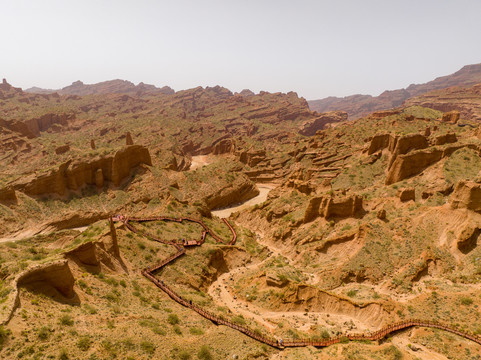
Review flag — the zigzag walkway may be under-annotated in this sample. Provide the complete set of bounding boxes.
[112,215,481,349]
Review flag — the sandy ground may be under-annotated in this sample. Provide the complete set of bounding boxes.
[391,334,449,360]
[212,183,276,218]
[0,225,88,243]
[189,155,212,171]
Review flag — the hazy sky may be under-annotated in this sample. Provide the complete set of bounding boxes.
[1,0,480,99]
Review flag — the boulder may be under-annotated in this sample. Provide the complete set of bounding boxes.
[377,209,386,220]
[442,110,460,124]
[55,144,70,155]
[298,111,348,136]
[456,225,480,254]
[398,188,415,202]
[266,271,289,287]
[450,181,481,212]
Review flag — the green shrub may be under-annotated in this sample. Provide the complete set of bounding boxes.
[141,341,156,355]
[77,336,91,351]
[461,297,473,306]
[168,313,180,325]
[189,327,204,335]
[59,315,74,326]
[347,289,357,298]
[37,326,50,340]
[197,345,213,360]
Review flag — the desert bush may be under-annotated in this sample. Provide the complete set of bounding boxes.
[197,345,213,360]
[141,341,156,355]
[59,314,74,326]
[77,336,91,351]
[168,313,180,325]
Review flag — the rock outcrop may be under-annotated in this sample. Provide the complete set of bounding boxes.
[386,144,478,185]
[304,194,363,221]
[386,148,443,185]
[0,186,16,203]
[298,111,348,136]
[367,133,391,155]
[239,149,266,167]
[204,178,259,210]
[398,188,415,202]
[12,145,152,196]
[55,144,70,155]
[0,113,75,139]
[441,110,460,124]
[387,134,429,168]
[450,181,481,212]
[434,132,457,145]
[17,260,75,298]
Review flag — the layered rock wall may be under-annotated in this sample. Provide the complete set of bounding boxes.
[12,145,152,196]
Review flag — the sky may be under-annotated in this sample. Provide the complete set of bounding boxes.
[1,0,481,100]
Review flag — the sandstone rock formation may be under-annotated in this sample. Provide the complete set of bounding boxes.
[450,181,481,212]
[367,133,391,155]
[442,110,460,124]
[55,144,70,155]
[433,132,457,146]
[12,145,152,196]
[304,194,363,221]
[0,113,75,139]
[204,178,259,210]
[398,188,415,202]
[377,209,386,220]
[239,149,266,167]
[0,186,16,203]
[387,134,428,168]
[17,260,75,298]
[386,144,478,185]
[266,271,289,287]
[298,111,348,136]
[456,225,480,254]
[126,132,133,145]
[212,137,235,155]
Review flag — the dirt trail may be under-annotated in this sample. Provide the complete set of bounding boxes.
[212,183,276,218]
[208,224,378,334]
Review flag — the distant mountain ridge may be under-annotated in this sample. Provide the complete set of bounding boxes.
[308,63,481,119]
[25,79,174,96]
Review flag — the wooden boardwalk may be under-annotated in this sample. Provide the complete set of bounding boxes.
[113,215,481,349]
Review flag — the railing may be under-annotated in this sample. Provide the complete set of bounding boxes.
[114,215,481,349]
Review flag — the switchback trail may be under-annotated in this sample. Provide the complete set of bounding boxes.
[112,215,481,349]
